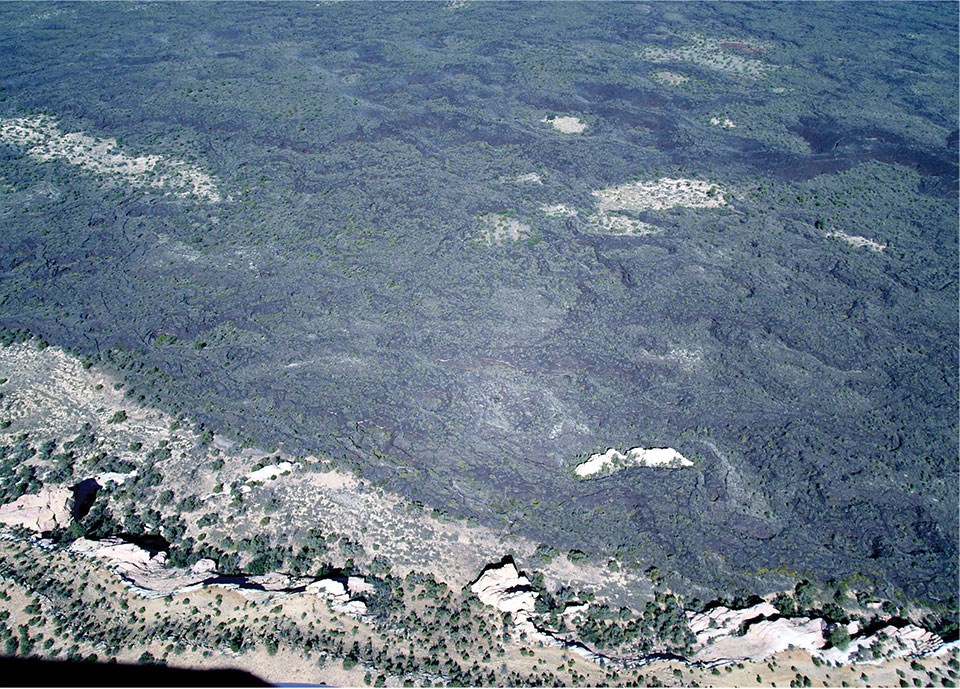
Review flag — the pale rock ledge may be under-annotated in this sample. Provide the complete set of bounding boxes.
[687,602,779,645]
[470,559,538,615]
[0,486,74,532]
[694,616,827,665]
[470,559,556,646]
[306,576,371,616]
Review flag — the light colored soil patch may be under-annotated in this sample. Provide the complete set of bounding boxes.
[593,177,727,212]
[542,115,588,134]
[514,172,543,185]
[0,115,221,202]
[650,70,690,86]
[549,177,727,237]
[584,212,659,236]
[710,116,737,128]
[540,203,578,217]
[637,33,775,80]
[0,342,197,475]
[827,230,887,252]
[245,461,296,484]
[477,212,531,244]
[574,447,693,478]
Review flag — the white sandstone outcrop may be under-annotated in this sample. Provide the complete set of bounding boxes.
[710,116,737,128]
[561,602,590,619]
[69,537,211,599]
[308,578,348,598]
[695,616,827,664]
[470,560,538,615]
[0,486,73,532]
[684,602,945,668]
[575,447,693,478]
[95,470,137,486]
[70,537,167,574]
[347,576,376,595]
[307,577,370,616]
[687,602,779,645]
[540,203,578,217]
[190,558,217,575]
[470,559,558,645]
[514,172,543,185]
[818,624,944,665]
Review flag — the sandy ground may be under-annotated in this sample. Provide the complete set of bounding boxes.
[542,115,588,134]
[711,116,737,128]
[584,211,660,236]
[476,212,532,244]
[540,203,578,217]
[0,115,221,202]
[827,230,887,252]
[650,70,690,86]
[593,178,727,212]
[637,33,775,80]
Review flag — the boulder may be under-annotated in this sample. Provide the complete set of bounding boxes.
[307,578,368,617]
[190,558,217,575]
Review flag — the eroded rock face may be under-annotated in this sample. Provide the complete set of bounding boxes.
[818,624,944,665]
[694,617,827,664]
[470,559,537,615]
[687,600,948,668]
[687,602,779,645]
[347,576,375,596]
[306,577,369,616]
[0,486,73,532]
[190,558,217,575]
[70,537,167,574]
[307,578,347,598]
